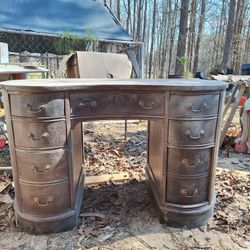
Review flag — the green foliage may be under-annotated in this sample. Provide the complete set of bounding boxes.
[176,56,189,66]
[53,29,98,55]
[176,56,193,79]
[183,70,193,79]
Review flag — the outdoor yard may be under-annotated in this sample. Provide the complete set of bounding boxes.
[0,0,250,249]
[0,118,249,250]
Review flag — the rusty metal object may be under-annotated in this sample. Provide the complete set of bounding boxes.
[0,79,227,234]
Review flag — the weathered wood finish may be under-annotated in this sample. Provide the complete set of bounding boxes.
[0,79,227,234]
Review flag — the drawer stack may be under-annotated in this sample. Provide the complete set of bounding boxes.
[9,94,72,224]
[165,93,220,225]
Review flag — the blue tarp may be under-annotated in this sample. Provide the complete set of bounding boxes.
[0,0,132,41]
[242,64,250,70]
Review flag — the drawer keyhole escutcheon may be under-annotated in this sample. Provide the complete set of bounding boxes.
[187,102,207,113]
[139,100,156,110]
[33,164,51,173]
[180,188,198,198]
[181,159,201,168]
[185,129,204,140]
[27,104,46,113]
[34,196,54,207]
[28,132,49,141]
[78,99,97,108]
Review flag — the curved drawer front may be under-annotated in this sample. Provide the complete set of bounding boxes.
[10,94,65,118]
[13,120,66,148]
[20,181,70,215]
[168,119,217,146]
[166,175,208,205]
[168,148,211,175]
[170,94,219,117]
[70,93,165,117]
[16,149,68,183]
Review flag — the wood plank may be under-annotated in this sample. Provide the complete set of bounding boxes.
[223,84,239,117]
[85,172,132,185]
[220,83,246,147]
[212,74,250,82]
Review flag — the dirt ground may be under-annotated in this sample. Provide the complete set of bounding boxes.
[0,120,249,250]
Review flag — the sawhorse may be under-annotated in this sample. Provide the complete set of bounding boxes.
[220,81,249,147]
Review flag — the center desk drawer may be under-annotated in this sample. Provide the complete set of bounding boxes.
[168,119,217,146]
[10,94,65,118]
[20,181,70,216]
[13,119,67,148]
[16,149,68,183]
[70,93,165,117]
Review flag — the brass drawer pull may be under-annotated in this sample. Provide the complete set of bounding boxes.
[185,129,204,140]
[181,159,201,168]
[33,164,51,173]
[28,132,49,141]
[187,103,207,113]
[78,99,97,108]
[34,196,54,207]
[181,188,198,198]
[27,104,46,113]
[139,100,156,110]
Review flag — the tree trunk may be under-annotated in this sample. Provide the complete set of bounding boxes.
[126,0,131,32]
[187,0,197,72]
[221,0,237,73]
[232,0,245,74]
[116,0,121,20]
[175,0,190,75]
[148,0,157,78]
[142,0,148,43]
[136,0,143,41]
[193,0,206,74]
[243,21,250,63]
[168,0,179,76]
[132,0,137,38]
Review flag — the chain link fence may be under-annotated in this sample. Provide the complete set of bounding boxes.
[0,31,91,78]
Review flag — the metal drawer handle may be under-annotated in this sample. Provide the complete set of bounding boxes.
[185,129,204,140]
[28,132,49,141]
[78,99,97,108]
[33,164,51,173]
[27,104,46,113]
[139,100,156,110]
[180,188,198,198]
[187,102,207,113]
[181,159,201,168]
[34,196,54,207]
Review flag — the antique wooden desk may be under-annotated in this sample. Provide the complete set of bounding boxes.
[0,79,227,234]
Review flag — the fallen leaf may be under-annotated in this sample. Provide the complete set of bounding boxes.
[0,193,12,204]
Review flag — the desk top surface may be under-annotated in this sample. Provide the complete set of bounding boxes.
[0,78,227,92]
[0,65,48,74]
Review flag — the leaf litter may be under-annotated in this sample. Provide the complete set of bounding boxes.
[0,120,249,249]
